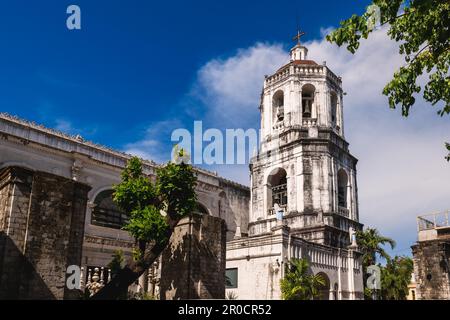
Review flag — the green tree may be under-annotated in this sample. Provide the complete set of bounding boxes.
[327,0,450,156]
[91,151,197,300]
[356,228,396,267]
[380,256,414,300]
[356,228,396,299]
[280,258,326,300]
[107,250,124,278]
[446,143,450,161]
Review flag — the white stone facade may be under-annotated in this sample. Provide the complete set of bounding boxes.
[225,40,364,300]
[0,37,364,299]
[0,113,249,296]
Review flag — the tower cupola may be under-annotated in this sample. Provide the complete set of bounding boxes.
[290,30,308,61]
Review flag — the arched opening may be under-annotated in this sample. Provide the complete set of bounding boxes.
[333,283,339,300]
[272,90,285,122]
[316,272,330,300]
[302,84,315,118]
[330,92,338,124]
[91,190,128,229]
[193,202,209,215]
[337,169,348,208]
[267,168,288,214]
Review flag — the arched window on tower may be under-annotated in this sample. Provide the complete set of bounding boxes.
[330,92,338,125]
[91,190,128,229]
[302,84,315,118]
[337,169,348,208]
[272,90,285,122]
[316,272,331,300]
[267,168,288,214]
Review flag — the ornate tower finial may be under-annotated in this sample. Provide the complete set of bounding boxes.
[290,29,308,61]
[292,29,306,45]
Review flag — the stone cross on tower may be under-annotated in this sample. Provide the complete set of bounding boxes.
[292,30,305,45]
[290,30,308,61]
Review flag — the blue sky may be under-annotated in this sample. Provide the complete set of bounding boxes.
[1,1,449,258]
[0,0,369,147]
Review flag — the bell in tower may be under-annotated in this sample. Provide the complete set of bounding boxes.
[250,29,361,243]
[227,30,365,300]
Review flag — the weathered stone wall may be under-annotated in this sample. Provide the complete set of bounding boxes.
[0,166,90,299]
[160,214,226,299]
[412,240,450,300]
[219,180,250,239]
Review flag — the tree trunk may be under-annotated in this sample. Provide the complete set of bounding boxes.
[90,218,179,300]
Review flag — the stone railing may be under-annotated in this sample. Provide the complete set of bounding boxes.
[272,121,285,131]
[337,206,350,218]
[265,65,326,86]
[265,68,291,85]
[248,217,278,235]
[302,118,317,127]
[293,65,326,76]
[264,64,341,87]
[290,241,340,269]
[290,237,362,274]
[80,266,112,297]
[267,204,287,216]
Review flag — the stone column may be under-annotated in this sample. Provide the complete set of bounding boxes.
[0,166,91,300]
[296,157,304,213]
[160,214,227,300]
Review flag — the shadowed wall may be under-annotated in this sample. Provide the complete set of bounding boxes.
[160,214,226,299]
[0,166,90,299]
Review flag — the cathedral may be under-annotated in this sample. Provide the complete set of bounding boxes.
[0,33,364,300]
[225,35,364,300]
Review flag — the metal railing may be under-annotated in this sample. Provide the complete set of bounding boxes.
[417,210,450,231]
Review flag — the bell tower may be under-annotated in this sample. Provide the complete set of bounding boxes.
[250,31,361,247]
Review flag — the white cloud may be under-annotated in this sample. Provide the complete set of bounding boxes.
[194,43,288,127]
[123,28,449,252]
[192,27,450,252]
[304,28,450,241]
[124,119,182,164]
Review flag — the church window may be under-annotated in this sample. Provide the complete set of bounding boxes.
[331,92,338,124]
[272,177,287,207]
[302,84,315,118]
[268,168,288,213]
[91,190,128,229]
[226,268,238,288]
[333,283,339,300]
[272,90,284,122]
[337,169,348,208]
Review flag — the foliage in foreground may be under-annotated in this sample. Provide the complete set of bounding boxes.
[91,151,197,299]
[327,0,450,157]
[356,228,413,300]
[380,256,414,300]
[280,258,326,300]
[356,228,396,267]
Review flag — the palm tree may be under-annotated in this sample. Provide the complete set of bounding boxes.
[280,258,326,300]
[356,228,396,267]
[356,228,396,300]
[380,256,414,300]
